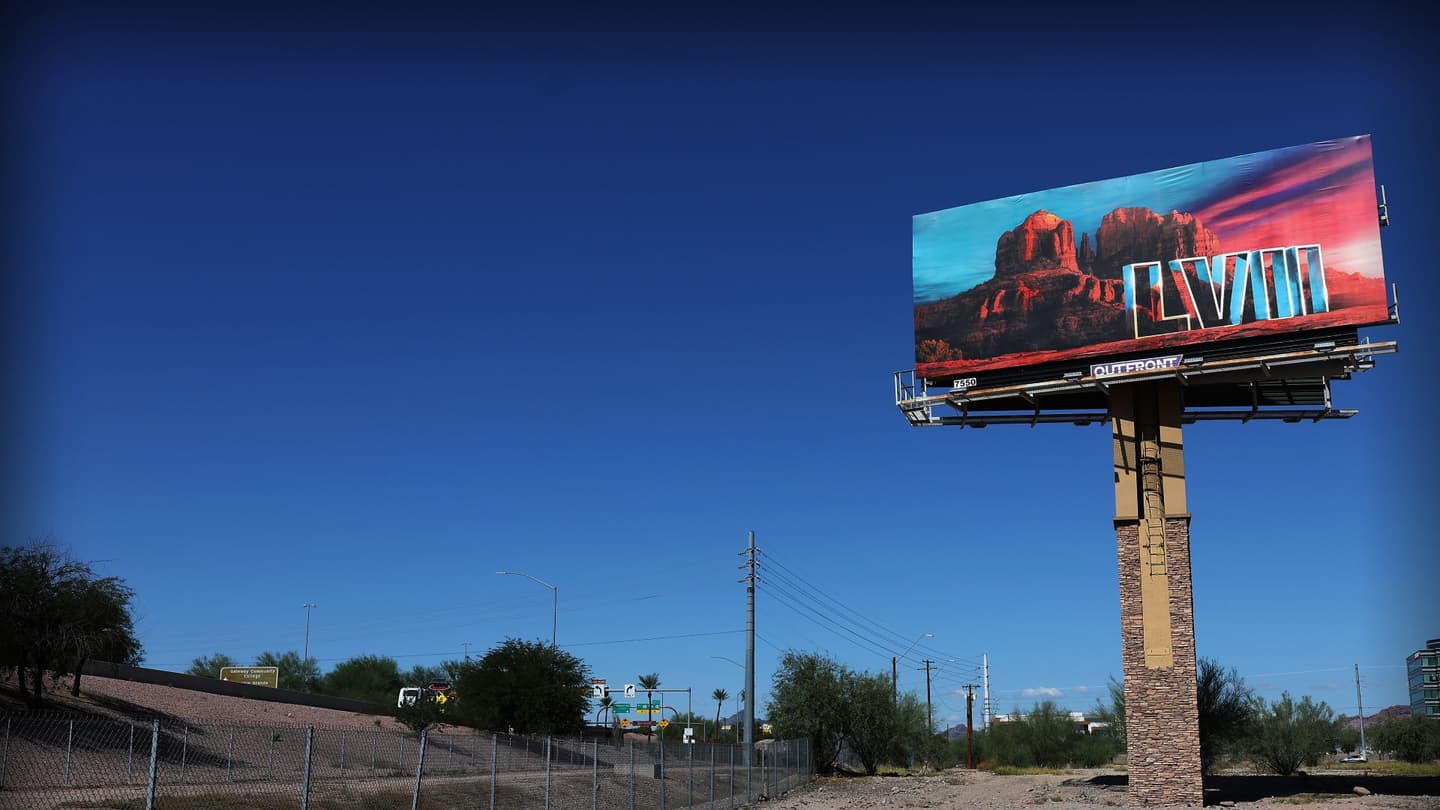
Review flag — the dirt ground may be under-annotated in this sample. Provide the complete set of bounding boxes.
[765,768,1440,810]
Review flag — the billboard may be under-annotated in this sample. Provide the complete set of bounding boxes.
[913,136,1388,381]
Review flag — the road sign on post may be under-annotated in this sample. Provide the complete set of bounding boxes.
[219,667,279,688]
[623,683,636,698]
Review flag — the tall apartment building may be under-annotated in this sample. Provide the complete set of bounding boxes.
[1408,638,1440,718]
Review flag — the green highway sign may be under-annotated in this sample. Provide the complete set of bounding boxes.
[612,704,632,713]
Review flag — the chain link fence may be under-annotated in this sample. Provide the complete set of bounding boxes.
[0,714,813,809]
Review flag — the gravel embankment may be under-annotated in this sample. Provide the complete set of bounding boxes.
[766,769,1440,810]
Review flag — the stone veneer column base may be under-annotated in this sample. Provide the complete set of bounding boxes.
[1116,516,1203,807]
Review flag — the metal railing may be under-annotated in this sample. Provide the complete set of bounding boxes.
[0,713,813,809]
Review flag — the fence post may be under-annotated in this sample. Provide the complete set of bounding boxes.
[339,729,346,778]
[544,736,552,810]
[489,734,497,810]
[145,719,160,810]
[268,730,276,779]
[629,741,636,810]
[64,718,74,786]
[301,726,314,810]
[729,744,735,809]
[179,723,188,783]
[448,735,454,773]
[410,729,428,810]
[126,721,135,784]
[767,747,772,796]
[371,730,377,775]
[687,739,694,806]
[592,737,599,810]
[709,743,715,804]
[659,736,666,810]
[1,716,11,789]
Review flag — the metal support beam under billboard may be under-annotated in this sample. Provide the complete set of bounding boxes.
[894,338,1396,428]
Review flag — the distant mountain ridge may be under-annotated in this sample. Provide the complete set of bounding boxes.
[1341,704,1410,731]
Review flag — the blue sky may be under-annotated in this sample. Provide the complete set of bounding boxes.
[9,2,1438,730]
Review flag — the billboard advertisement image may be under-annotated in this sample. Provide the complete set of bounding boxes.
[912,136,1388,380]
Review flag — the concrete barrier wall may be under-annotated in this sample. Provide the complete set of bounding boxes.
[81,660,390,715]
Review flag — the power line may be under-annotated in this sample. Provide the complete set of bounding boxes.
[562,629,745,648]
[759,549,982,668]
[762,578,905,661]
[760,553,932,655]
[762,571,936,662]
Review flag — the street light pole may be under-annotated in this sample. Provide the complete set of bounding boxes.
[496,571,558,646]
[893,632,933,704]
[301,603,317,662]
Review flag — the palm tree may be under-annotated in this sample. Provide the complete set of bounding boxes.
[638,673,661,740]
[595,695,613,727]
[712,688,729,740]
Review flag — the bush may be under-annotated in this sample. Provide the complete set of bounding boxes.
[1367,716,1440,763]
[1249,693,1338,775]
[982,702,1121,769]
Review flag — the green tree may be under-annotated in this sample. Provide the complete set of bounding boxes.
[1367,715,1440,763]
[1249,692,1338,775]
[255,650,321,692]
[843,671,915,774]
[1090,676,1125,744]
[404,664,448,687]
[64,572,143,696]
[767,651,847,772]
[323,655,404,706]
[712,688,729,739]
[0,543,143,708]
[1333,720,1361,755]
[1196,658,1253,773]
[454,638,590,735]
[638,673,661,740]
[186,653,239,679]
[1014,701,1079,767]
[888,692,934,769]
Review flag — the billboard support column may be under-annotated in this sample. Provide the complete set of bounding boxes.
[1111,382,1202,807]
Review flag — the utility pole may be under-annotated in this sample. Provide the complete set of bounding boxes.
[893,632,932,706]
[462,641,472,661]
[963,684,977,768]
[740,531,758,765]
[1355,664,1367,756]
[982,653,991,731]
[302,603,317,662]
[921,660,935,734]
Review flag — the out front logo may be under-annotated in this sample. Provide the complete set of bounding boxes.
[1122,245,1328,339]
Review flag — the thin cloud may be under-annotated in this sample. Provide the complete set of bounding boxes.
[1022,687,1063,698]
